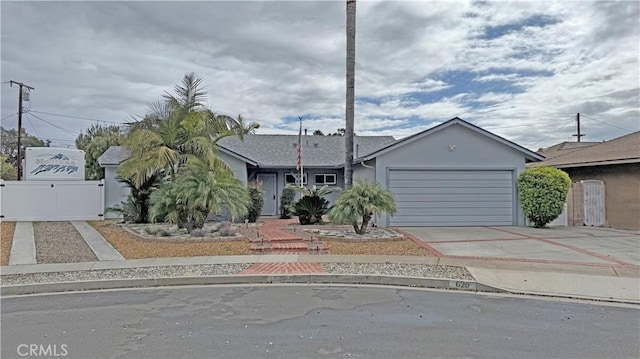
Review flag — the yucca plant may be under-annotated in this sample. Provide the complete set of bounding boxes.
[329,179,396,234]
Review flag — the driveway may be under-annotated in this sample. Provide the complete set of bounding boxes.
[400,226,640,268]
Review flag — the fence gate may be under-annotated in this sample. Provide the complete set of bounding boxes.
[582,180,605,226]
[0,180,105,221]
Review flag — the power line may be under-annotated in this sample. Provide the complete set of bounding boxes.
[27,112,80,136]
[2,117,18,129]
[1,113,17,122]
[29,110,122,125]
[527,117,576,148]
[578,113,636,133]
[484,118,566,131]
[24,115,42,140]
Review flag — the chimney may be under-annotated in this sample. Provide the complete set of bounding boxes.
[304,129,307,136]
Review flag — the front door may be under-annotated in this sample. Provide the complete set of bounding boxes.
[257,173,277,216]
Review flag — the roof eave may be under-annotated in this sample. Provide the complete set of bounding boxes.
[218,146,258,166]
[356,117,545,162]
[547,158,640,168]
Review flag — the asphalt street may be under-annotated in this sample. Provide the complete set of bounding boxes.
[2,285,639,359]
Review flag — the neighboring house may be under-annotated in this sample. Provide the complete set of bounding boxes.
[536,132,640,230]
[99,117,544,226]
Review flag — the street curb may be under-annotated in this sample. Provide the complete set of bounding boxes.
[0,274,502,296]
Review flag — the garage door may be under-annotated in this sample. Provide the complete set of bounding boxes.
[388,170,514,226]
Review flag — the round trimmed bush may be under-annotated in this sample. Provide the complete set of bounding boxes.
[517,166,571,228]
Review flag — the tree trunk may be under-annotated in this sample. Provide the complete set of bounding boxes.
[357,213,371,235]
[344,0,356,189]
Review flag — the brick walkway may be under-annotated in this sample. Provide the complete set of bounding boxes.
[256,219,302,241]
[250,219,328,254]
[239,262,326,274]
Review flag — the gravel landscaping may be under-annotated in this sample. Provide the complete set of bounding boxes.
[286,224,433,256]
[90,221,250,259]
[1,222,16,266]
[33,222,98,264]
[322,263,474,280]
[0,264,251,285]
[325,239,433,256]
[0,262,474,286]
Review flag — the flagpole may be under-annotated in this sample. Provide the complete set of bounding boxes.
[298,116,304,188]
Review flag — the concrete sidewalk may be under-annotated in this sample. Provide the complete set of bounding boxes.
[8,222,36,265]
[2,254,638,304]
[2,220,638,303]
[468,267,640,303]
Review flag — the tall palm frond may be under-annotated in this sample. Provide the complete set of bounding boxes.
[162,72,207,112]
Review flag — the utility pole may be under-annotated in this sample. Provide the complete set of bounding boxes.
[572,112,585,142]
[9,80,35,180]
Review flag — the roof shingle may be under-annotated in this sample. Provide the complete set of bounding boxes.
[217,135,396,167]
[541,131,640,167]
[97,135,396,167]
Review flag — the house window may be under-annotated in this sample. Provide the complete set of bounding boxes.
[285,173,307,185]
[315,174,337,185]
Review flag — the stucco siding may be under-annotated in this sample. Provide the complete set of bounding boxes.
[374,124,528,227]
[353,159,376,183]
[218,151,248,185]
[104,165,130,218]
[563,163,640,230]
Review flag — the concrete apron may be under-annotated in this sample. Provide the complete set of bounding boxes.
[400,226,640,268]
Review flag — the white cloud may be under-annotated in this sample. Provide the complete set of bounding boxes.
[1,1,637,151]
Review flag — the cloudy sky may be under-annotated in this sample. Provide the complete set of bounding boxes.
[1,1,638,150]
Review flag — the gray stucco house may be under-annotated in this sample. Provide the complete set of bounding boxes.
[99,117,544,226]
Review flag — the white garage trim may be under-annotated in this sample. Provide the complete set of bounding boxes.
[387,168,516,226]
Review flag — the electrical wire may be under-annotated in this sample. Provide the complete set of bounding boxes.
[526,117,576,148]
[27,112,80,136]
[578,113,637,133]
[29,110,122,125]
[482,118,566,131]
[24,115,42,140]
[1,116,17,129]
[1,113,17,122]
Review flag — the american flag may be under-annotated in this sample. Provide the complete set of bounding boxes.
[296,118,302,171]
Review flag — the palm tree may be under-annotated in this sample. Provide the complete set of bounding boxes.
[345,0,356,189]
[329,179,396,235]
[149,160,249,230]
[119,73,247,188]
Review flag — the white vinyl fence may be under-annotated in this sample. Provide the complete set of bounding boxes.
[0,180,105,221]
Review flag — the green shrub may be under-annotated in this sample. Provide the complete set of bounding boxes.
[157,229,171,237]
[247,182,264,223]
[287,184,341,225]
[108,174,163,223]
[149,161,249,231]
[329,179,396,234]
[144,226,158,235]
[279,187,296,219]
[517,166,571,228]
[291,195,330,225]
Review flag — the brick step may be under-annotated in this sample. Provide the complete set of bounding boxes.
[249,237,303,243]
[272,242,309,250]
[250,241,329,253]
